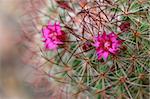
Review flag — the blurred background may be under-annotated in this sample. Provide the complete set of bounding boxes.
[0,0,51,99]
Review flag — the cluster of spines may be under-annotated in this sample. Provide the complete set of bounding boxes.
[27,0,150,98]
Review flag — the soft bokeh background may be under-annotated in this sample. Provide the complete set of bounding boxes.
[0,0,51,99]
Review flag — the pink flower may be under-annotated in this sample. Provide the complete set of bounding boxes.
[42,22,65,50]
[94,32,122,60]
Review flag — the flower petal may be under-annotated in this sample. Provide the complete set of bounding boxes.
[102,51,109,60]
[42,26,50,38]
[47,42,57,50]
[93,42,100,47]
[108,48,116,54]
[101,32,107,39]
[55,22,62,34]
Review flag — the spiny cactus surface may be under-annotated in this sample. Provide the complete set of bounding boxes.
[27,0,150,98]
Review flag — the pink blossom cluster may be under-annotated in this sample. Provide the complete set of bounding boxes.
[41,21,123,60]
[94,32,122,60]
[42,22,65,50]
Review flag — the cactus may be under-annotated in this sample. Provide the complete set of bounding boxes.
[27,0,150,98]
